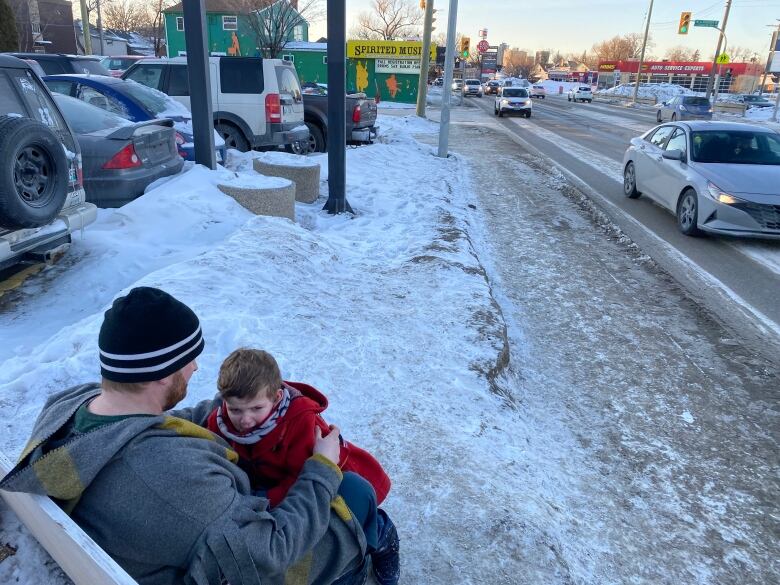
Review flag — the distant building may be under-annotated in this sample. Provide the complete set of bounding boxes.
[163,0,309,57]
[74,20,128,56]
[529,63,547,82]
[535,50,550,66]
[9,0,77,53]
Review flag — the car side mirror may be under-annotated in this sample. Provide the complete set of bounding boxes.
[662,149,684,161]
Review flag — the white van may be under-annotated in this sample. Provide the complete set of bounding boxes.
[123,56,307,151]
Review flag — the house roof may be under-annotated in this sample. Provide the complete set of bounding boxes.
[164,0,271,13]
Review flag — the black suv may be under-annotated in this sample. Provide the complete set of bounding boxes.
[0,56,96,270]
[7,53,110,76]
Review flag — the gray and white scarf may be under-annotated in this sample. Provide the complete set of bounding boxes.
[216,384,295,445]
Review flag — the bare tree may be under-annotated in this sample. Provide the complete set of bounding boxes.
[353,0,421,41]
[103,0,147,32]
[591,33,653,62]
[664,45,696,62]
[241,0,321,58]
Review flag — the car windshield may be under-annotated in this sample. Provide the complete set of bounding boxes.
[69,59,110,76]
[503,88,528,97]
[466,80,480,85]
[690,130,780,165]
[54,94,131,133]
[579,87,590,91]
[121,79,190,118]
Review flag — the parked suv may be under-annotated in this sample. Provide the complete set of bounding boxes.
[568,86,593,103]
[656,95,713,122]
[7,52,110,76]
[122,56,308,152]
[0,56,97,270]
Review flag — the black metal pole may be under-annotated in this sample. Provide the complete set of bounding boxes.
[323,0,352,214]
[182,0,216,169]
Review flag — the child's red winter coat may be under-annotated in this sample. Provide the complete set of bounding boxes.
[206,381,391,507]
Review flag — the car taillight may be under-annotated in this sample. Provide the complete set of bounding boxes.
[76,155,83,187]
[175,132,185,145]
[103,144,142,169]
[266,93,281,123]
[352,104,361,123]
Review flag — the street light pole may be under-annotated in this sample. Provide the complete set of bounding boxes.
[705,0,732,100]
[79,0,91,54]
[631,0,654,104]
[711,29,728,101]
[416,0,435,118]
[437,0,459,158]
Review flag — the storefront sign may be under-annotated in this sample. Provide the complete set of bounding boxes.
[599,60,760,76]
[347,40,436,60]
[375,58,421,74]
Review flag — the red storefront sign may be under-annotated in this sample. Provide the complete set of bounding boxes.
[598,60,762,76]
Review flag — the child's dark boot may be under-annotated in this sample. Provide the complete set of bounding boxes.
[370,508,400,585]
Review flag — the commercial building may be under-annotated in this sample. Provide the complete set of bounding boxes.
[598,60,763,94]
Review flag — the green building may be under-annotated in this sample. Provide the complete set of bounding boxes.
[163,0,309,58]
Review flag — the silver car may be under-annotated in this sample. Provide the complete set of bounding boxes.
[622,121,780,238]
[656,95,712,123]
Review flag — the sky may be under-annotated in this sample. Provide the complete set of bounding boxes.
[310,0,779,62]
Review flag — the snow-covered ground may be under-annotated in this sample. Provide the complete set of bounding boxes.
[0,114,507,584]
[597,82,693,103]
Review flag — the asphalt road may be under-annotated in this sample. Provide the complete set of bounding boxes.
[464,93,780,365]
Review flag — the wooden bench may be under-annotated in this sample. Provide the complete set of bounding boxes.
[0,451,138,585]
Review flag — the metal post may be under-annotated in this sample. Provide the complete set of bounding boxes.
[79,0,91,55]
[96,0,106,55]
[416,0,434,117]
[632,0,654,104]
[323,0,351,214]
[182,0,216,169]
[760,27,779,96]
[705,0,732,100]
[772,86,780,123]
[437,0,458,158]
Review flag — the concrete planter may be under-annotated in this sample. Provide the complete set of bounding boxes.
[217,182,296,221]
[253,158,321,204]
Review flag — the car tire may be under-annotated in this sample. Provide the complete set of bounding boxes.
[656,110,662,123]
[0,115,69,230]
[568,96,571,102]
[494,107,498,116]
[303,122,326,153]
[623,161,641,199]
[525,112,531,118]
[677,188,702,236]
[671,113,677,121]
[215,122,249,152]
[498,109,503,117]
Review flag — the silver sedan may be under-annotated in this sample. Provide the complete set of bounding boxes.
[622,121,780,238]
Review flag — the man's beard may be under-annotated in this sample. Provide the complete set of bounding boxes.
[164,371,188,410]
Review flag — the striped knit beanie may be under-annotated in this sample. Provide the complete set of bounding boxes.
[99,287,204,383]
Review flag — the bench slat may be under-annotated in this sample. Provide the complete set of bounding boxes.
[0,451,138,585]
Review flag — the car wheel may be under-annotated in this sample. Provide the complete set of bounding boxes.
[494,107,498,116]
[671,113,677,121]
[498,109,504,117]
[215,122,249,152]
[568,96,571,102]
[656,110,662,123]
[677,188,702,236]
[305,121,326,153]
[623,162,641,199]
[0,116,69,230]
[526,112,531,118]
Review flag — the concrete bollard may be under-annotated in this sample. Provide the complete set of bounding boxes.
[252,154,321,204]
[217,181,296,221]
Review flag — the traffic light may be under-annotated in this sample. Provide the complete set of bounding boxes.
[420,0,425,8]
[678,12,691,35]
[460,37,470,58]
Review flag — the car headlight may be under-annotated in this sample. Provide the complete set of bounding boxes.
[501,99,509,104]
[707,182,739,205]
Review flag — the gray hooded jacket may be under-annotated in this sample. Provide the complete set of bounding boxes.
[0,384,366,585]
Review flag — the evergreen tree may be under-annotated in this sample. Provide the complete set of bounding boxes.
[0,0,19,52]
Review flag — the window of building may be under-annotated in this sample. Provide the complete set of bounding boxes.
[322,56,328,65]
[176,17,184,31]
[293,25,304,42]
[31,23,41,34]
[282,54,294,63]
[223,16,237,30]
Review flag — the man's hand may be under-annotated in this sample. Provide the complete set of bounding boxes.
[314,425,341,465]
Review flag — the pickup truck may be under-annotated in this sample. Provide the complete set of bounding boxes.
[293,84,378,153]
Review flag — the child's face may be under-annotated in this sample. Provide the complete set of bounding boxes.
[224,389,283,433]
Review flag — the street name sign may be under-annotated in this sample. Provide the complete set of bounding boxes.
[694,20,719,28]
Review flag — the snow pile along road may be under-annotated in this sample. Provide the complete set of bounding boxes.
[597,82,693,103]
[0,114,508,584]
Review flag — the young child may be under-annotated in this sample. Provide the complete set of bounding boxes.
[206,348,399,585]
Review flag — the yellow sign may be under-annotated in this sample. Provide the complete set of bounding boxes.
[716,53,730,65]
[347,40,436,61]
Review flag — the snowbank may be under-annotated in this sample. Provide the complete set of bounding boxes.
[597,82,693,103]
[0,114,505,585]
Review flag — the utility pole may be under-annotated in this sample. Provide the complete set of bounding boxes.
[705,0,732,100]
[437,0,458,158]
[416,0,435,117]
[96,0,106,55]
[79,0,91,55]
[631,0,654,104]
[759,22,779,95]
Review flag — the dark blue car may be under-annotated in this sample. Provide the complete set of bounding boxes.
[43,74,227,163]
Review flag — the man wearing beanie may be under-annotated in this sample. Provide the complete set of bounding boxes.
[0,287,369,585]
